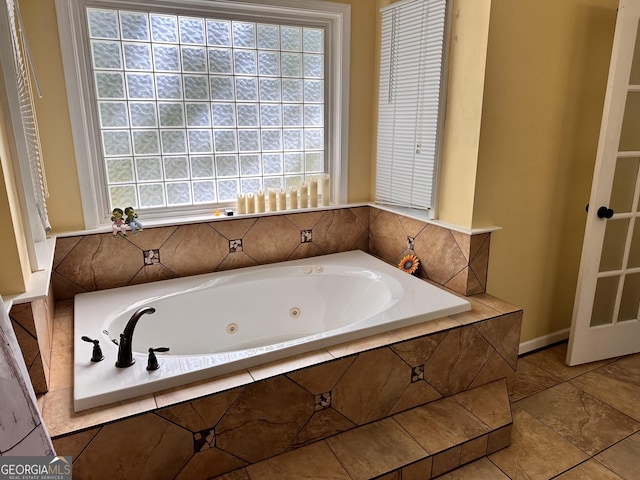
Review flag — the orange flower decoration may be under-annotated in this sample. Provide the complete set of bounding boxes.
[398,254,420,275]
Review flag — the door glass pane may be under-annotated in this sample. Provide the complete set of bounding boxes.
[619,92,640,151]
[619,273,640,321]
[629,20,640,84]
[610,157,639,213]
[599,218,630,272]
[590,275,619,326]
[628,219,640,267]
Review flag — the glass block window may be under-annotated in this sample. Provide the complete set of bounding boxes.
[87,7,326,209]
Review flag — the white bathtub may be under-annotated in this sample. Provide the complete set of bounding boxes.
[73,250,470,411]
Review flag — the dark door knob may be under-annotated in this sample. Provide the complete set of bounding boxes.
[597,206,614,219]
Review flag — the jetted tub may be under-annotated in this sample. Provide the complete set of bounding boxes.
[73,250,470,411]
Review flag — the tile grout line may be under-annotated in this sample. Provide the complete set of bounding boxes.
[508,344,640,479]
[319,438,357,480]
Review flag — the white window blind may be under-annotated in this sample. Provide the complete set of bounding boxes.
[376,0,447,215]
[5,0,50,234]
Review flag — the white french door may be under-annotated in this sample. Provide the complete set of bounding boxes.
[568,0,640,365]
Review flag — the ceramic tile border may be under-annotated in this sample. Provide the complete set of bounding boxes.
[50,205,492,299]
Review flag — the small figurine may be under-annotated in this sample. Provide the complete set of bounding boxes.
[111,208,128,237]
[124,206,144,234]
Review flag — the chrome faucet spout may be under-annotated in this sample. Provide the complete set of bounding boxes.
[115,306,156,368]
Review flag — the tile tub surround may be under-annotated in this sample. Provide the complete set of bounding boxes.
[368,207,491,296]
[232,380,512,480]
[46,295,522,480]
[9,289,56,394]
[51,205,491,300]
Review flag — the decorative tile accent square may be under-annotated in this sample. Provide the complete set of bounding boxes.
[407,236,415,250]
[143,249,160,265]
[301,230,313,243]
[193,428,216,452]
[229,239,243,253]
[411,365,425,383]
[315,392,331,411]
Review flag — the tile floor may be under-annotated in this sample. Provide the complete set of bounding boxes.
[452,341,640,480]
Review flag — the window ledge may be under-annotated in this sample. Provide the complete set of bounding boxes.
[371,203,501,235]
[5,237,56,307]
[54,203,370,238]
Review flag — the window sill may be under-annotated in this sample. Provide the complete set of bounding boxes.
[54,203,370,239]
[371,203,501,236]
[4,237,57,308]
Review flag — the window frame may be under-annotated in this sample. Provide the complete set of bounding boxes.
[56,0,350,228]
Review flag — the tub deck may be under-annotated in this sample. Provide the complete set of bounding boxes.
[43,291,520,437]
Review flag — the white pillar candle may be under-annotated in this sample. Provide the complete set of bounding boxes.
[289,186,298,209]
[268,189,277,211]
[300,182,308,208]
[321,174,330,206]
[237,193,246,214]
[246,192,255,214]
[309,178,318,207]
[278,188,287,210]
[256,190,265,212]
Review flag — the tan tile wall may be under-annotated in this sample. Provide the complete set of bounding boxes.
[52,311,522,479]
[9,287,56,394]
[51,206,489,299]
[368,207,490,296]
[232,380,512,479]
[52,207,370,300]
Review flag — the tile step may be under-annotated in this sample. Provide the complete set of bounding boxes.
[214,378,512,479]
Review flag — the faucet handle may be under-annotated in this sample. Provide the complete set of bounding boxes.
[81,336,105,362]
[146,347,170,371]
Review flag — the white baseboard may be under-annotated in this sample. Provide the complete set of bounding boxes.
[518,328,570,356]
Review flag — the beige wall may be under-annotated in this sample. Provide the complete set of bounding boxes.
[345,0,377,203]
[21,0,82,233]
[0,158,29,295]
[0,60,31,294]
[6,0,622,344]
[437,0,492,227]
[473,0,618,341]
